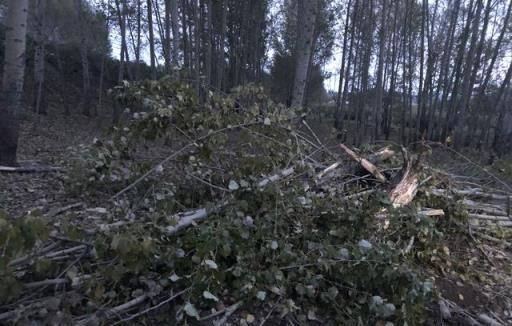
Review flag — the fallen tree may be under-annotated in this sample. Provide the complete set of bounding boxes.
[2,81,511,325]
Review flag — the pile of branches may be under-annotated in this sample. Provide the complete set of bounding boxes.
[1,80,511,325]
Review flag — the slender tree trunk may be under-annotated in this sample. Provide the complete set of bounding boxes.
[115,0,127,83]
[374,0,387,140]
[454,0,483,149]
[164,0,171,73]
[384,0,399,140]
[33,0,47,115]
[416,0,426,140]
[443,0,474,140]
[205,0,212,88]
[475,0,511,144]
[135,0,142,79]
[182,0,190,70]
[216,0,227,90]
[334,0,352,129]
[170,0,180,67]
[193,0,200,97]
[148,0,156,79]
[291,0,318,108]
[431,0,460,140]
[492,61,512,149]
[0,0,29,166]
[76,0,92,117]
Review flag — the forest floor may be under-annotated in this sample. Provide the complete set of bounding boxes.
[1,104,512,325]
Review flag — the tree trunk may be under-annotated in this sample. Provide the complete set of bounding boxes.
[170,0,180,67]
[431,0,460,140]
[205,0,212,88]
[216,0,227,90]
[334,0,352,130]
[75,0,92,117]
[373,0,387,140]
[193,0,201,97]
[33,0,47,115]
[290,0,318,108]
[454,0,484,149]
[135,0,142,79]
[0,0,29,166]
[115,0,127,83]
[443,0,474,140]
[148,0,156,79]
[492,61,512,149]
[164,0,171,73]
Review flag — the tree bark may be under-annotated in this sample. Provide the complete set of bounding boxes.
[164,0,171,73]
[374,0,387,140]
[215,0,227,90]
[75,0,92,117]
[170,0,180,67]
[0,0,29,166]
[290,0,318,108]
[334,0,352,130]
[32,0,47,115]
[147,0,157,79]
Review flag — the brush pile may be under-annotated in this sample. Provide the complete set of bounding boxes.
[1,80,511,325]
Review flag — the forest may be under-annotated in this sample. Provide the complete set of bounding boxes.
[0,0,512,324]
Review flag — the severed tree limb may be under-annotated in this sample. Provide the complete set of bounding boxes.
[257,167,295,188]
[469,214,512,221]
[166,208,209,235]
[338,144,387,183]
[0,164,64,173]
[111,288,189,325]
[213,301,243,326]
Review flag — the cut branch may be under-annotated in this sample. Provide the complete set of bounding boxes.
[338,144,387,183]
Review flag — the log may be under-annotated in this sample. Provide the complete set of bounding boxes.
[418,209,445,217]
[338,144,387,183]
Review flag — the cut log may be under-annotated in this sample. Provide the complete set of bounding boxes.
[418,209,445,217]
[338,144,387,183]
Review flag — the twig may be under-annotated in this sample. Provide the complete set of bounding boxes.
[45,202,84,218]
[24,278,68,289]
[77,295,148,325]
[111,145,193,200]
[213,301,243,326]
[259,300,280,326]
[111,288,189,325]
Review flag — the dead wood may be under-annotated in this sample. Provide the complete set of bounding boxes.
[0,162,64,173]
[338,144,387,183]
[388,148,422,208]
